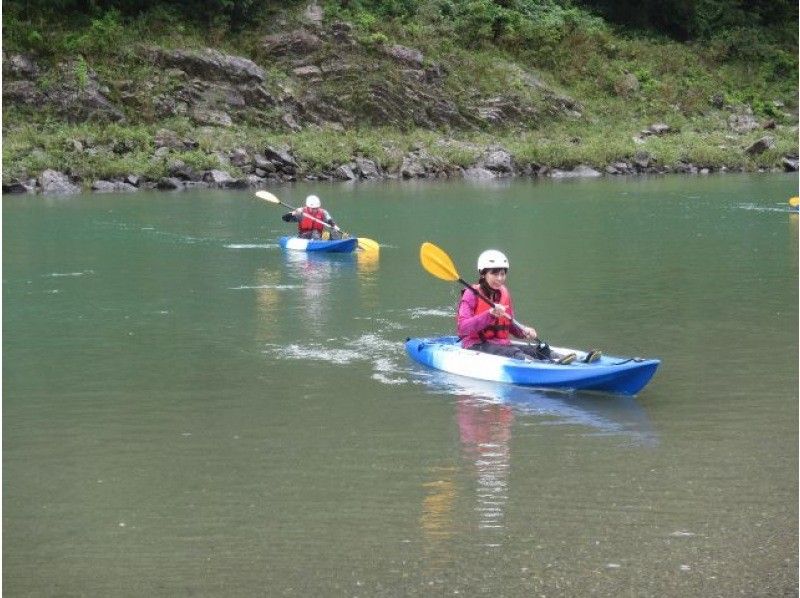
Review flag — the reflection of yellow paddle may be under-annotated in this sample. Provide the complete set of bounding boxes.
[255,191,379,252]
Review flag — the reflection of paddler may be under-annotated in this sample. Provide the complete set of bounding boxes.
[457,396,513,541]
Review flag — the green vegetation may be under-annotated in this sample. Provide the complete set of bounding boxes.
[2,0,797,185]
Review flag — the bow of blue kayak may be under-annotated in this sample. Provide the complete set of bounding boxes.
[279,236,358,253]
[405,336,660,395]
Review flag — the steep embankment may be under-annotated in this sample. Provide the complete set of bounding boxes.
[2,3,798,193]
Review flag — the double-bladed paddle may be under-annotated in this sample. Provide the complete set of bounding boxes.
[255,190,380,252]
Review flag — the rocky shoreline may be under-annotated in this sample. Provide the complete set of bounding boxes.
[3,137,797,195]
[3,22,798,195]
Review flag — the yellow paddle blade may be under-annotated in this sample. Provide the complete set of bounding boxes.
[420,242,460,282]
[357,237,380,253]
[790,196,799,208]
[255,190,281,204]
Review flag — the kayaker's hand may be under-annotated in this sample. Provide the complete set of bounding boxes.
[489,304,508,319]
[521,326,537,339]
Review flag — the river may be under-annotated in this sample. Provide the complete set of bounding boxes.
[3,173,797,596]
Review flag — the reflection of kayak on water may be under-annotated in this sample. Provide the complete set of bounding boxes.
[405,336,659,395]
[412,368,657,446]
[279,236,358,253]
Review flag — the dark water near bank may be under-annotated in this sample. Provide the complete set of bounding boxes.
[3,174,797,596]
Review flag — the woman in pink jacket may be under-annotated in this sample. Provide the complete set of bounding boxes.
[457,250,598,364]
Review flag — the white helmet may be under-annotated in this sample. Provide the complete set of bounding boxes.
[305,194,321,208]
[477,249,510,272]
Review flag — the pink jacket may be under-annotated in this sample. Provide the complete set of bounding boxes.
[457,287,524,348]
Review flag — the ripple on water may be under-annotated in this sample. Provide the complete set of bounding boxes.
[263,331,412,385]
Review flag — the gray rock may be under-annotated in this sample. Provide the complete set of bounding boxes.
[303,2,324,25]
[191,108,233,127]
[782,156,799,172]
[354,157,381,179]
[293,65,323,78]
[633,151,652,170]
[262,30,323,57]
[2,178,37,194]
[157,177,183,190]
[39,170,81,194]
[4,53,40,79]
[203,170,235,185]
[148,47,265,84]
[154,129,184,149]
[614,72,639,97]
[483,147,514,173]
[384,44,425,67]
[264,146,299,172]
[549,165,602,178]
[334,164,357,180]
[729,113,759,134]
[463,167,497,180]
[229,148,251,167]
[201,170,247,188]
[91,180,138,192]
[745,136,775,155]
[649,123,671,135]
[2,80,44,105]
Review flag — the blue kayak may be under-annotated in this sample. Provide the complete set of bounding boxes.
[279,236,358,253]
[405,336,660,395]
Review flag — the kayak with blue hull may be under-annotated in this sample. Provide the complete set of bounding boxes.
[405,336,660,395]
[279,236,358,253]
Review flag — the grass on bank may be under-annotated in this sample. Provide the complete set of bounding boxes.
[4,114,795,184]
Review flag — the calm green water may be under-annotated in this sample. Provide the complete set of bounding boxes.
[3,174,798,596]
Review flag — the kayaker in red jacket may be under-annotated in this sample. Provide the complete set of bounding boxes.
[457,250,597,364]
[281,194,341,239]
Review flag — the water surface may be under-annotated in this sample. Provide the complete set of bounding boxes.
[3,173,797,596]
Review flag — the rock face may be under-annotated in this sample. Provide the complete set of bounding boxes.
[3,55,124,122]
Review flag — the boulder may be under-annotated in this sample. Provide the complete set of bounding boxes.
[39,170,81,194]
[463,167,497,180]
[303,2,324,25]
[728,113,759,134]
[482,146,514,173]
[333,164,357,180]
[782,156,798,172]
[191,108,233,127]
[649,123,671,135]
[745,136,775,155]
[148,47,266,84]
[91,180,138,192]
[3,53,40,79]
[264,146,299,172]
[354,157,381,179]
[549,165,602,178]
[262,30,323,58]
[384,44,425,67]
[2,178,37,193]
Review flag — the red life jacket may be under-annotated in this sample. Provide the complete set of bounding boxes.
[465,284,512,342]
[298,207,326,233]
